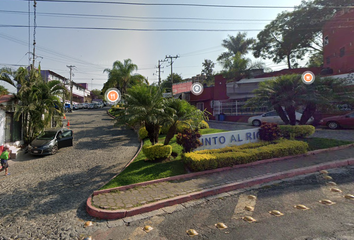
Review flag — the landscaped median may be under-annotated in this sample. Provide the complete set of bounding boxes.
[184,139,309,171]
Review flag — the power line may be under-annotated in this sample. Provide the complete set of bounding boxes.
[0,24,264,32]
[0,10,274,22]
[31,1,297,9]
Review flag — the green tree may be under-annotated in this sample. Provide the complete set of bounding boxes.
[0,86,9,96]
[13,67,68,143]
[103,59,147,97]
[115,84,165,145]
[0,67,16,87]
[201,59,215,86]
[217,32,255,65]
[91,89,104,99]
[160,73,183,93]
[162,98,205,145]
[247,74,354,125]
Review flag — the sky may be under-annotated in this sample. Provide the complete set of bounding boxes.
[0,0,305,93]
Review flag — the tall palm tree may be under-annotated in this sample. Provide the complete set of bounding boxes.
[115,84,165,145]
[103,59,147,97]
[0,67,16,87]
[217,32,255,66]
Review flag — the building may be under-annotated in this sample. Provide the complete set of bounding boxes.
[323,8,354,74]
[0,95,22,146]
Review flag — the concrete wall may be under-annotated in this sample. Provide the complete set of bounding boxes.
[0,110,5,146]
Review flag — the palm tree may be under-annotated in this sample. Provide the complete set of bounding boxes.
[247,74,354,125]
[115,84,165,145]
[0,67,16,87]
[14,67,68,143]
[162,98,205,145]
[217,32,255,66]
[103,59,147,98]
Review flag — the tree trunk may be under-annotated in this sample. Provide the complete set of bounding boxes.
[274,105,289,124]
[164,122,177,145]
[145,122,159,145]
[287,54,292,69]
[285,105,296,125]
[300,103,316,125]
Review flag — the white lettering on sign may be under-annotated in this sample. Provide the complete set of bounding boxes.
[196,128,260,151]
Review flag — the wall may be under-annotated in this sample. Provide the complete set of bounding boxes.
[0,110,5,146]
[323,9,354,74]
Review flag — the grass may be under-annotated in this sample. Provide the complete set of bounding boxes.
[302,137,353,151]
[101,129,353,189]
[100,128,224,189]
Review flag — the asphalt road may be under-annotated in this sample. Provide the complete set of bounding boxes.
[0,108,140,239]
[95,166,354,240]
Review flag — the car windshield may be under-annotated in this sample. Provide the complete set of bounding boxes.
[37,131,57,140]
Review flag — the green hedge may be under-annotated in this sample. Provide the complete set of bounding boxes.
[279,125,315,138]
[199,120,209,129]
[138,127,148,140]
[183,139,308,171]
[142,144,172,161]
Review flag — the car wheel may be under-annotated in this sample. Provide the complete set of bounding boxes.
[51,145,58,155]
[327,121,339,129]
[252,120,261,126]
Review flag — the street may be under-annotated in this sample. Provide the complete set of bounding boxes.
[0,108,140,239]
[93,166,354,240]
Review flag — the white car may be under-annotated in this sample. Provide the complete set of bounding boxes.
[248,110,314,126]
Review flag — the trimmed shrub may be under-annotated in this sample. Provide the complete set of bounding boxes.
[176,121,191,133]
[259,122,281,141]
[142,144,172,161]
[176,128,202,153]
[279,125,315,139]
[183,139,308,171]
[199,120,209,129]
[138,127,148,140]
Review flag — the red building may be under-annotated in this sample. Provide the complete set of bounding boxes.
[323,9,354,74]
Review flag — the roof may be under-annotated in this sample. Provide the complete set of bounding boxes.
[0,95,14,104]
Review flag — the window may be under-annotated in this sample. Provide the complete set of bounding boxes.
[263,111,278,117]
[340,47,345,57]
[196,102,204,111]
[324,36,329,46]
[326,56,331,64]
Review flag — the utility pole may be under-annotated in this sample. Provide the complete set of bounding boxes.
[165,55,179,93]
[156,59,167,86]
[32,0,37,69]
[67,65,75,106]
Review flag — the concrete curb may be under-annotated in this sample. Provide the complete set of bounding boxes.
[87,158,354,220]
[86,144,354,220]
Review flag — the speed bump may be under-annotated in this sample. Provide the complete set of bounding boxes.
[269,210,284,217]
[294,204,310,210]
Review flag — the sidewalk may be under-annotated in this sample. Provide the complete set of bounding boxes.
[86,144,354,220]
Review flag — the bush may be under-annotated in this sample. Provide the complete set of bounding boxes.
[176,121,191,133]
[160,125,171,135]
[199,120,209,129]
[183,139,308,171]
[259,122,281,141]
[279,125,315,139]
[142,144,172,161]
[176,128,202,153]
[138,127,148,140]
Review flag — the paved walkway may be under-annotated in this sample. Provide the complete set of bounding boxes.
[87,144,354,219]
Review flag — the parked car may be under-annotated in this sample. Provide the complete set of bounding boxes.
[28,128,73,155]
[73,104,79,110]
[319,111,354,129]
[83,103,89,109]
[64,103,72,113]
[88,103,95,109]
[248,110,314,126]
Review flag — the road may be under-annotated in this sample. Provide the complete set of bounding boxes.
[93,166,354,240]
[0,108,140,240]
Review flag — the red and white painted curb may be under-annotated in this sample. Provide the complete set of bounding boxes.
[86,144,354,220]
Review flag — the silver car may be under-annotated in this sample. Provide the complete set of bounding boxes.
[248,110,314,126]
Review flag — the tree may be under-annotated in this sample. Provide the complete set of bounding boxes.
[0,86,9,96]
[160,73,183,93]
[162,98,205,145]
[115,84,165,145]
[0,67,16,87]
[91,89,104,99]
[103,59,147,97]
[253,0,353,69]
[13,67,68,143]
[217,32,255,65]
[201,59,215,86]
[247,74,354,125]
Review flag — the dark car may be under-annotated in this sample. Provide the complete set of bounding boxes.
[28,128,73,155]
[319,112,354,129]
